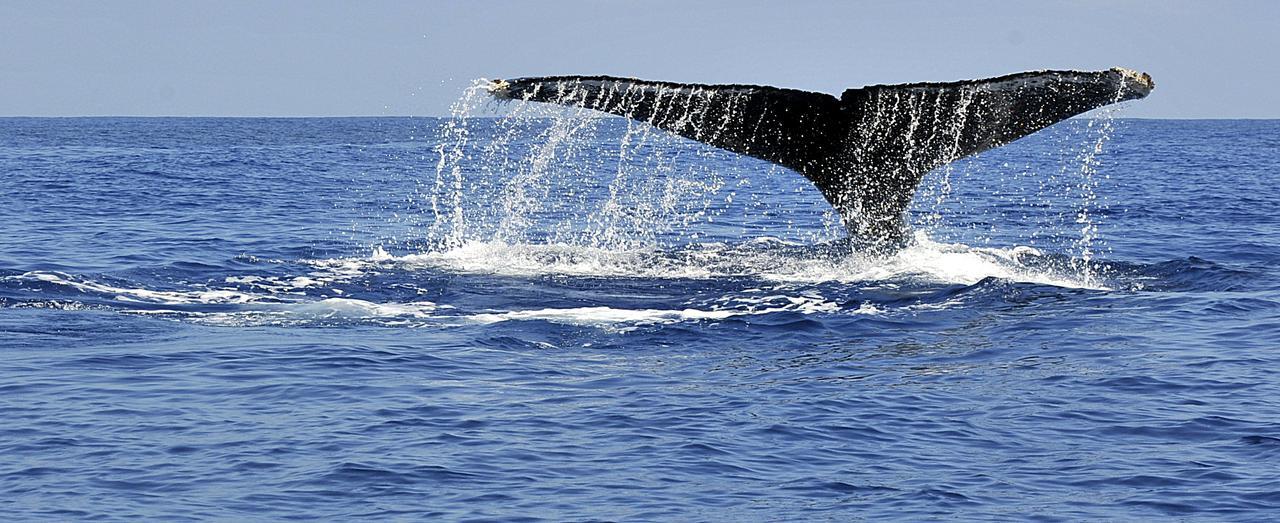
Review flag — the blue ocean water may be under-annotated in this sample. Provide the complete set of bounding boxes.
[1,114,1278,521]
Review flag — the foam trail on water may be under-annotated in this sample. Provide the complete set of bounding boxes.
[4,271,439,327]
[324,233,1110,289]
[4,269,862,330]
[467,294,853,332]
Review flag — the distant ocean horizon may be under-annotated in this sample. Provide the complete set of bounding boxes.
[6,115,1279,120]
[3,115,1278,520]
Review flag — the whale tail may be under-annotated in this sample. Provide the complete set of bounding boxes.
[488,68,1153,245]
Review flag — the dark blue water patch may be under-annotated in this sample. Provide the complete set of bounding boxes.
[1127,256,1264,292]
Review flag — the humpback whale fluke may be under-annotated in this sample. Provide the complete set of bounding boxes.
[487,68,1153,246]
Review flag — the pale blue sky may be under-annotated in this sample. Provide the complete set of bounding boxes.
[1,0,1275,118]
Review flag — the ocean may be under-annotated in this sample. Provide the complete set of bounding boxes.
[2,113,1278,521]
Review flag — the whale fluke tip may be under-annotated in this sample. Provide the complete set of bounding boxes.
[486,79,513,99]
[1111,67,1155,96]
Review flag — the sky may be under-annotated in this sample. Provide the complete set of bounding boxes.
[1,0,1276,118]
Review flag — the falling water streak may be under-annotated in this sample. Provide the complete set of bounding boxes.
[428,81,492,249]
[585,85,735,249]
[938,86,979,212]
[1069,107,1120,287]
[915,86,979,234]
[592,88,650,248]
[477,97,537,233]
[594,84,676,249]
[494,84,603,243]
[424,80,750,252]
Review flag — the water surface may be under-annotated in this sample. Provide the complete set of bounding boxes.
[2,116,1278,521]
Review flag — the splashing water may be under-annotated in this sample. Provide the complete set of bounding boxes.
[414,78,1126,288]
[1069,106,1121,287]
[426,81,491,249]
[427,80,861,248]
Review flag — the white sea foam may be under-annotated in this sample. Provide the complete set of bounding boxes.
[5,229,1103,331]
[5,268,864,330]
[17,271,266,304]
[466,293,854,332]
[310,232,1103,290]
[182,299,441,327]
[272,298,437,318]
[820,233,1099,289]
[469,306,736,327]
[7,271,439,327]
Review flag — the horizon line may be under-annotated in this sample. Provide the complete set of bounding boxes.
[2,115,1278,121]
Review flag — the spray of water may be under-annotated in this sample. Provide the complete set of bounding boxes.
[418,78,1125,286]
[1069,106,1121,287]
[425,79,806,251]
